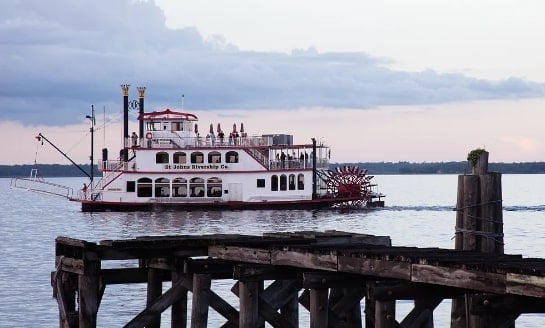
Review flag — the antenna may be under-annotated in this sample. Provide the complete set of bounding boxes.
[182,94,184,109]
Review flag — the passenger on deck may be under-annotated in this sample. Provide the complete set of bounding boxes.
[131,132,138,146]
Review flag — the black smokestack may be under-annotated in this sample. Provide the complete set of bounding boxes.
[121,84,130,162]
[137,87,146,141]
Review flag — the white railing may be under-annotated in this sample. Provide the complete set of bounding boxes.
[137,135,272,149]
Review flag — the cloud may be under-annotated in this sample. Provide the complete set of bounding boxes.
[2,0,544,125]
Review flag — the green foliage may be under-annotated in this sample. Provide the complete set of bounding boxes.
[467,148,487,167]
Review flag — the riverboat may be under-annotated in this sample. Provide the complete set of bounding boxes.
[14,85,385,211]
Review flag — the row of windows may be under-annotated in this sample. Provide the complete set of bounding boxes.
[156,151,239,164]
[270,174,305,191]
[130,177,222,198]
[127,174,306,198]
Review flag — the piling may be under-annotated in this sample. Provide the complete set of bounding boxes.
[452,149,510,327]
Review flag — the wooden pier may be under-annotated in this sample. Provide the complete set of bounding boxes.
[53,230,545,327]
[52,151,545,327]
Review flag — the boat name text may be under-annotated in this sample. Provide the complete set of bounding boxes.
[163,164,229,170]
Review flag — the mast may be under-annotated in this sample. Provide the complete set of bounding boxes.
[121,84,130,162]
[137,87,146,143]
[85,105,95,183]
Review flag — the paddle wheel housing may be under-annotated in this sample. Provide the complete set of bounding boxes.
[321,166,376,208]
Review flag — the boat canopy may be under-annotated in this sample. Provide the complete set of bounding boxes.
[138,109,198,122]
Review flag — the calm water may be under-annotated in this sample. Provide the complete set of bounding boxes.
[1,174,545,327]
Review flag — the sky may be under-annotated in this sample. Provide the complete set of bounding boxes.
[2,0,545,165]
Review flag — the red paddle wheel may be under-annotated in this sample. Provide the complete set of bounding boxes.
[321,165,375,208]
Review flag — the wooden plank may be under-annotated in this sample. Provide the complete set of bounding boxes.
[209,245,271,264]
[260,279,301,310]
[506,273,545,298]
[471,293,545,314]
[412,264,506,294]
[271,249,337,271]
[338,255,411,280]
[233,264,299,281]
[302,271,365,289]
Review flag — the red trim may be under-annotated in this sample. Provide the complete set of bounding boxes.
[138,109,198,121]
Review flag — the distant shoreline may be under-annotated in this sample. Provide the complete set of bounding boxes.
[2,162,545,177]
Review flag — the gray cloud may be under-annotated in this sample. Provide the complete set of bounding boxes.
[1,0,543,125]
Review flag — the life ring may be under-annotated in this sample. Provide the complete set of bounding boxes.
[145,132,152,139]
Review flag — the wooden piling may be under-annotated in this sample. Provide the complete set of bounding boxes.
[78,259,100,328]
[239,280,260,327]
[147,267,163,328]
[310,288,329,328]
[452,150,509,327]
[171,271,188,328]
[190,273,212,328]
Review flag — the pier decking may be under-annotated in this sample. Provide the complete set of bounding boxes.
[53,230,545,327]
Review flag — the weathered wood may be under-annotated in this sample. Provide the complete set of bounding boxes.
[55,271,77,328]
[330,288,364,328]
[462,174,480,251]
[124,275,191,328]
[412,264,506,293]
[310,288,329,328]
[271,249,337,271]
[375,300,396,328]
[52,230,545,327]
[147,268,163,328]
[399,298,442,328]
[371,282,465,300]
[260,279,301,310]
[191,273,212,328]
[302,271,365,289]
[471,293,545,314]
[480,172,503,253]
[233,264,299,281]
[171,272,188,328]
[506,273,545,298]
[280,280,299,328]
[209,245,271,264]
[338,255,411,280]
[239,280,260,328]
[78,259,100,328]
[454,174,465,250]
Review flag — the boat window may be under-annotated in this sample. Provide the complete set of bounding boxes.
[280,174,287,191]
[208,151,221,163]
[146,122,161,131]
[271,175,278,191]
[226,151,238,163]
[207,177,222,197]
[137,177,152,197]
[172,177,187,197]
[171,122,183,131]
[127,181,135,192]
[155,177,170,197]
[289,174,296,190]
[298,174,305,190]
[191,152,204,164]
[256,179,265,188]
[190,177,205,197]
[156,152,169,164]
[173,152,187,164]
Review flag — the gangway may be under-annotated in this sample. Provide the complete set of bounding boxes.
[10,169,74,199]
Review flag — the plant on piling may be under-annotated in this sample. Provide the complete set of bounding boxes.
[467,148,486,167]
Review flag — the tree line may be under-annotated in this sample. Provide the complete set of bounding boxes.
[2,161,545,178]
